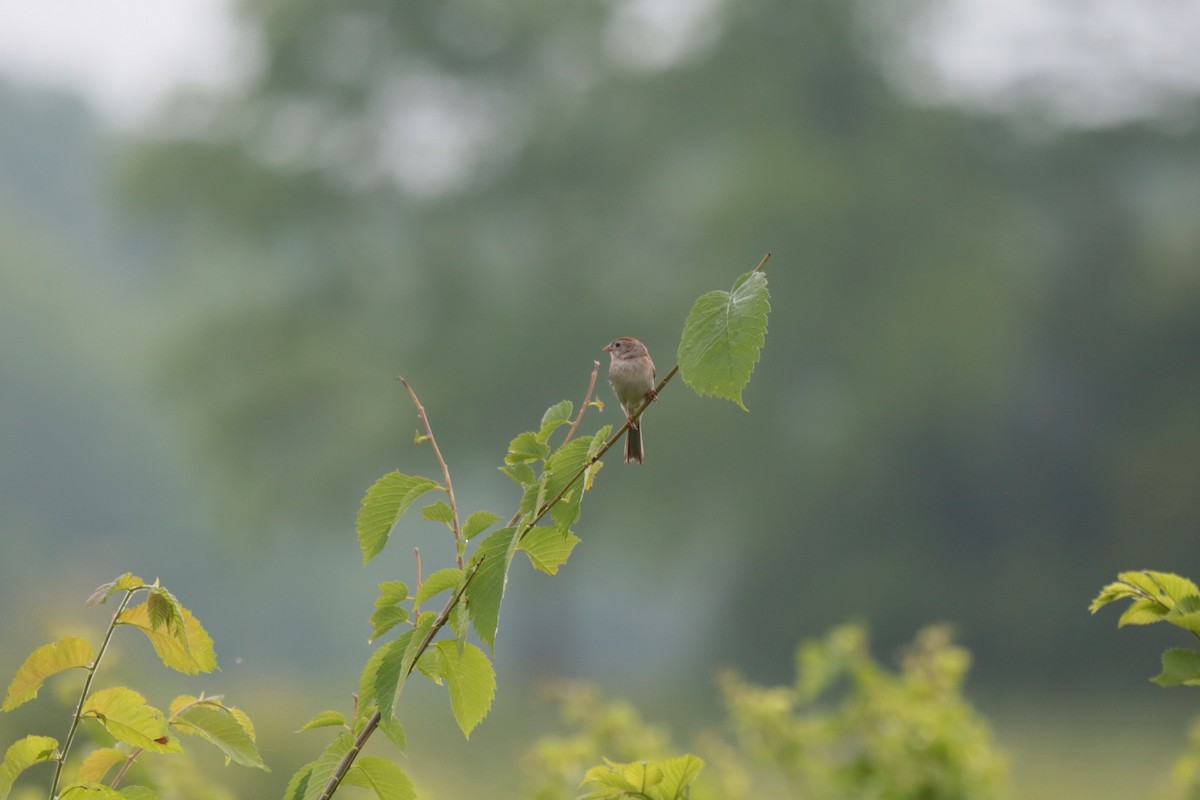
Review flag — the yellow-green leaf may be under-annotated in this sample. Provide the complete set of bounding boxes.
[298,710,346,733]
[677,268,770,410]
[0,735,58,799]
[3,636,93,711]
[118,602,217,674]
[172,701,267,769]
[76,748,127,784]
[81,687,178,753]
[518,527,581,575]
[413,568,463,608]
[86,574,144,607]
[357,472,441,564]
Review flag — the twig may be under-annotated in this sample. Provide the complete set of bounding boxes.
[51,589,137,799]
[562,360,601,446]
[398,377,463,568]
[318,557,484,800]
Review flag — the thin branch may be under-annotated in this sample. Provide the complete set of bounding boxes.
[398,376,463,568]
[109,748,142,789]
[51,589,137,799]
[318,557,484,800]
[562,360,601,446]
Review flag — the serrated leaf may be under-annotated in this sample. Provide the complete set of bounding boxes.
[86,574,144,607]
[357,472,441,564]
[543,438,596,531]
[465,527,518,651]
[0,735,58,799]
[537,401,574,443]
[659,755,705,798]
[118,602,217,674]
[378,716,407,752]
[499,462,536,487]
[677,269,770,410]
[344,756,417,800]
[3,636,93,711]
[463,511,501,540]
[375,582,409,607]
[420,501,455,524]
[1166,599,1200,635]
[283,762,316,800]
[414,568,463,608]
[145,587,184,635]
[76,747,127,784]
[518,527,581,575]
[1089,581,1140,613]
[1117,598,1169,626]
[173,700,267,769]
[369,606,409,643]
[82,688,178,753]
[297,711,346,733]
[302,734,354,800]
[431,641,496,738]
[505,432,550,465]
[1118,571,1200,606]
[1152,648,1200,687]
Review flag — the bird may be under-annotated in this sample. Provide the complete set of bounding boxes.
[603,337,657,463]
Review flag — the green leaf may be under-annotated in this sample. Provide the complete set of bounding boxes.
[119,788,155,800]
[431,641,496,739]
[0,735,58,799]
[302,734,354,800]
[465,527,518,651]
[343,756,417,800]
[357,472,441,564]
[677,269,770,410]
[518,527,581,575]
[505,432,550,465]
[378,716,407,752]
[658,755,705,798]
[283,761,316,800]
[1152,648,1200,687]
[537,401,574,442]
[81,688,179,753]
[117,602,217,674]
[414,568,463,608]
[1117,598,1169,626]
[1166,596,1200,635]
[499,462,536,487]
[369,606,409,643]
[543,438,596,532]
[375,582,409,606]
[463,511,501,540]
[1118,571,1200,606]
[359,635,411,721]
[420,501,455,524]
[298,710,346,733]
[85,573,144,607]
[76,747,127,784]
[3,636,93,711]
[172,699,267,769]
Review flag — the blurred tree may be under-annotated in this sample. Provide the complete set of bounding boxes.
[120,0,1200,688]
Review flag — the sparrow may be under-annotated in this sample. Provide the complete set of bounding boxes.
[603,337,657,463]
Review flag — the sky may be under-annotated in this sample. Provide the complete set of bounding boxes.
[0,0,1198,129]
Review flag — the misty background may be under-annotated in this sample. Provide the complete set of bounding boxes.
[2,0,1200,797]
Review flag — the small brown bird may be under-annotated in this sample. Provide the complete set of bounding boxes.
[603,337,657,463]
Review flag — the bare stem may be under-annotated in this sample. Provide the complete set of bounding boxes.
[51,589,137,799]
[562,360,601,446]
[398,377,463,568]
[109,748,142,789]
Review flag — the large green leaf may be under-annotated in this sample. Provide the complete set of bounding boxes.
[3,636,93,711]
[431,641,496,738]
[301,734,354,800]
[518,528,581,575]
[537,401,573,442]
[0,735,58,800]
[357,472,441,563]
[677,269,770,410]
[343,756,416,800]
[464,527,518,651]
[413,568,463,609]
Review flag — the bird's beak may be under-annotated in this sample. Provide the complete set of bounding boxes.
[603,344,614,352]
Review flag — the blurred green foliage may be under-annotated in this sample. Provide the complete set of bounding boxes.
[523,624,1007,799]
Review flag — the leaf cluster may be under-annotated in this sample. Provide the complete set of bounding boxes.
[0,574,265,800]
[1091,570,1200,686]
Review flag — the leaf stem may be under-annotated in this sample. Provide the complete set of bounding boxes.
[51,589,137,799]
[399,376,463,568]
[562,360,601,446]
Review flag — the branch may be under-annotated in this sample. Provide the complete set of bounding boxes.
[398,376,463,568]
[562,360,601,446]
